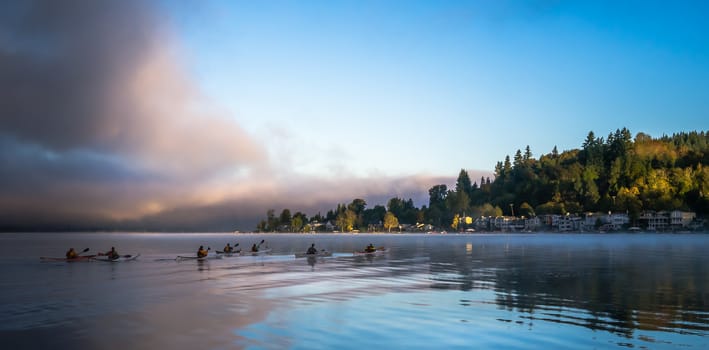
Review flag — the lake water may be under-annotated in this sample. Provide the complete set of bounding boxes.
[0,232,707,349]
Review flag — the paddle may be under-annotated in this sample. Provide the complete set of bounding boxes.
[59,247,90,260]
[253,239,265,252]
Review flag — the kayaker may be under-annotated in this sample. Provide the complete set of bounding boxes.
[251,243,258,252]
[223,243,233,253]
[103,247,119,260]
[66,248,78,259]
[307,243,317,255]
[197,245,209,258]
[365,244,376,253]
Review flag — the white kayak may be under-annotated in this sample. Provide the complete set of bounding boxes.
[295,250,333,258]
[216,249,241,258]
[175,254,220,261]
[243,248,272,256]
[92,253,140,262]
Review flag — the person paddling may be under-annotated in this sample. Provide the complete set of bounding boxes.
[307,243,317,255]
[197,245,209,258]
[101,247,119,260]
[251,243,259,252]
[365,243,376,253]
[223,243,233,253]
[66,247,78,259]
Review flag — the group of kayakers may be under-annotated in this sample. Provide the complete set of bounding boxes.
[65,247,119,260]
[206,242,377,256]
[198,241,264,257]
[63,241,382,259]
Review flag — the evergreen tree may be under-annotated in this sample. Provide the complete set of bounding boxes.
[456,169,472,197]
[524,145,532,162]
[513,149,523,167]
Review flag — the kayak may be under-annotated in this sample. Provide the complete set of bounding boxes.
[243,248,272,256]
[295,250,333,258]
[40,255,96,262]
[176,256,208,261]
[216,249,241,257]
[91,254,140,262]
[353,248,389,256]
[175,254,219,261]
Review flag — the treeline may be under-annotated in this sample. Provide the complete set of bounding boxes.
[256,129,709,232]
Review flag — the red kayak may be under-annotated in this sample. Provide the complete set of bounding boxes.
[40,255,96,262]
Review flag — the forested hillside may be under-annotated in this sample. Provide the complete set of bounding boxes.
[258,129,708,232]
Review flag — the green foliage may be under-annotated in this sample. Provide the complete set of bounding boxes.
[257,129,708,232]
[451,214,460,230]
[456,169,472,195]
[362,205,386,228]
[336,209,356,232]
[536,201,565,215]
[446,190,469,217]
[279,209,292,227]
[383,211,399,232]
[428,185,447,207]
[519,202,535,217]
[291,215,303,233]
[266,209,278,232]
[291,212,307,232]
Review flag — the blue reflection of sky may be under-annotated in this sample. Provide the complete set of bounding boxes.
[236,288,704,349]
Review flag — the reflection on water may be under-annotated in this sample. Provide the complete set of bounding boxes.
[427,236,709,340]
[0,233,707,349]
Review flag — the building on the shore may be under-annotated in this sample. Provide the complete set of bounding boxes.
[580,212,630,231]
[472,210,698,232]
[670,210,696,228]
[640,210,696,231]
[524,216,541,231]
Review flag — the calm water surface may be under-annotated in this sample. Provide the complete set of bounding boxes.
[0,233,707,349]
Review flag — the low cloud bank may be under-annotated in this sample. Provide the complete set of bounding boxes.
[0,1,491,231]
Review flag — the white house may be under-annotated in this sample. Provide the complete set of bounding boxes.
[670,210,696,228]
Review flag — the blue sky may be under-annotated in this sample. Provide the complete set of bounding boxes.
[165,0,708,177]
[1,0,707,230]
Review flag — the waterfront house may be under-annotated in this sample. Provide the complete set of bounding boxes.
[582,212,630,231]
[640,211,670,231]
[670,210,696,229]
